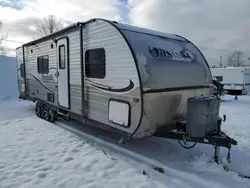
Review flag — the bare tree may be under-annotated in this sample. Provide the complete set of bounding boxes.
[0,21,7,56]
[227,50,244,67]
[35,15,64,37]
[228,54,233,66]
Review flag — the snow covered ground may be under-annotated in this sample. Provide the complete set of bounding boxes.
[0,96,250,188]
[0,100,167,188]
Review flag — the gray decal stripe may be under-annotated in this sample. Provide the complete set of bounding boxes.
[27,73,54,93]
[90,80,134,93]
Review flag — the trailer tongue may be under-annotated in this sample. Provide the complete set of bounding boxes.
[154,96,237,163]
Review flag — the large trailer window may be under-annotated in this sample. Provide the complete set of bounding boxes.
[85,48,106,78]
[59,45,65,69]
[37,55,49,74]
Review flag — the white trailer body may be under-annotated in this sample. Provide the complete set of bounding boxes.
[15,18,239,162]
[16,18,215,139]
[211,67,250,95]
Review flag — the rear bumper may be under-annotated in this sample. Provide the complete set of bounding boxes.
[19,93,27,100]
[19,93,35,102]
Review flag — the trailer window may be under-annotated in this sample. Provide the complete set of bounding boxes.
[85,48,106,78]
[59,45,65,69]
[20,63,25,78]
[37,55,49,74]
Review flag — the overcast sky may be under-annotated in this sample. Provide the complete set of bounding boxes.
[1,0,250,66]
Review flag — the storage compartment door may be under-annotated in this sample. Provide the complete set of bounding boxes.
[109,100,130,127]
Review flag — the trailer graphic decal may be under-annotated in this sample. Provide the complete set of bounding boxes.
[89,79,135,93]
[41,75,55,82]
[148,46,195,62]
[41,67,57,82]
[27,73,54,93]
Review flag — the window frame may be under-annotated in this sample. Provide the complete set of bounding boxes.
[37,56,43,74]
[37,55,49,74]
[59,45,66,69]
[85,48,106,79]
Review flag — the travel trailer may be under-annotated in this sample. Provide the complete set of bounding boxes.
[16,18,237,162]
[211,67,250,95]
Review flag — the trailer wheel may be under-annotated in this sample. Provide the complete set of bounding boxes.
[42,104,50,121]
[35,102,42,118]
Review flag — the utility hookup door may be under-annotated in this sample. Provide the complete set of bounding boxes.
[57,38,69,109]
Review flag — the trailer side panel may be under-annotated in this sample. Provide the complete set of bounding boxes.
[82,20,142,134]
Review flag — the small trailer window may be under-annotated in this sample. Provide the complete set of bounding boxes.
[20,63,25,78]
[59,45,65,69]
[85,48,106,78]
[37,55,49,74]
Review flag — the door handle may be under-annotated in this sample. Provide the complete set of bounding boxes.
[55,72,59,77]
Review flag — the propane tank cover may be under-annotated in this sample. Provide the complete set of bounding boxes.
[186,96,220,138]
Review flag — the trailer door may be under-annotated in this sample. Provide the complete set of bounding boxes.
[57,37,69,108]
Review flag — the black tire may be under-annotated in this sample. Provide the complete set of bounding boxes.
[35,102,42,118]
[42,104,50,121]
